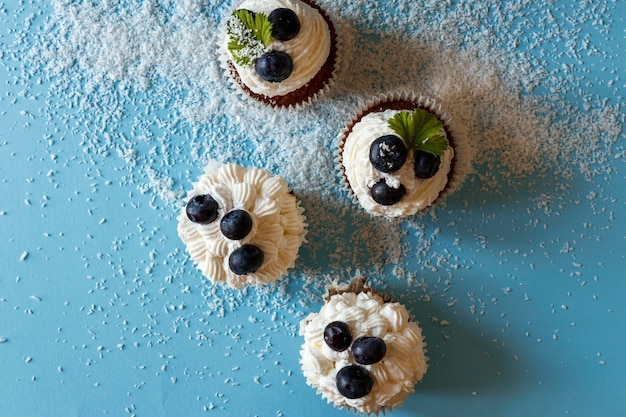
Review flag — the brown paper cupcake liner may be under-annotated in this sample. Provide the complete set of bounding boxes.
[324,275,394,305]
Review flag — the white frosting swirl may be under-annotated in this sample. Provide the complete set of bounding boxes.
[343,109,454,217]
[299,291,427,414]
[177,162,307,289]
[225,0,331,97]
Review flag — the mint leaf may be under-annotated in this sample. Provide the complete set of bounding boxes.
[227,10,274,67]
[388,111,412,145]
[388,108,449,157]
[234,9,274,47]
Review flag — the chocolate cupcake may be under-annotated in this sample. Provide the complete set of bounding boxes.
[177,161,307,289]
[337,91,470,217]
[219,0,341,108]
[299,277,428,414]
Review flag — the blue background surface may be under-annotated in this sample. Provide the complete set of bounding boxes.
[1,1,625,416]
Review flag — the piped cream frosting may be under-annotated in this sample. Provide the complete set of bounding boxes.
[299,289,427,414]
[177,161,306,289]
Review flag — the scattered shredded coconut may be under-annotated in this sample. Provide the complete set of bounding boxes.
[1,0,624,414]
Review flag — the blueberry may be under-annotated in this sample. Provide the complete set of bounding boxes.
[228,244,264,275]
[351,336,387,365]
[268,8,300,41]
[186,194,219,224]
[336,365,373,399]
[324,321,352,352]
[220,209,253,240]
[369,135,407,173]
[370,180,405,205]
[255,51,293,82]
[413,150,441,179]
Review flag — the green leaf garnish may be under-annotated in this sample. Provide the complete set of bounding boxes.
[227,9,274,67]
[388,108,449,157]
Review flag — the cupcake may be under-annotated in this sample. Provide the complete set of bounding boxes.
[177,161,307,289]
[299,277,428,415]
[337,91,470,217]
[220,0,340,108]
